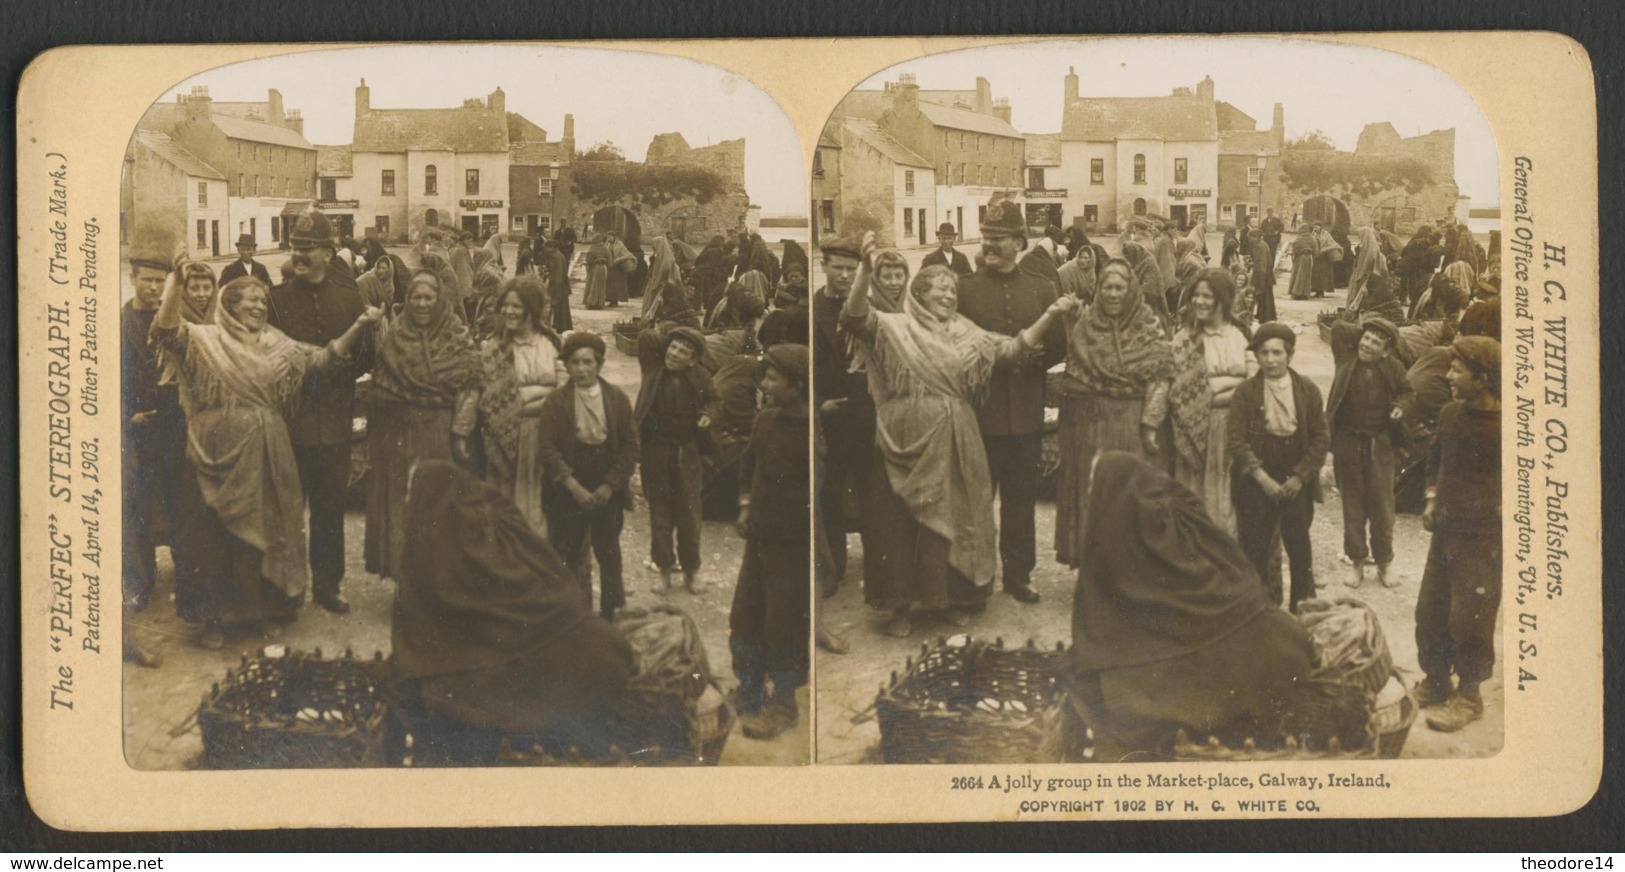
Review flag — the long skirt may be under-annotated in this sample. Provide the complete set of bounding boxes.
[1174,407,1235,534]
[1312,253,1335,296]
[490,415,547,535]
[550,281,573,332]
[606,264,627,305]
[365,402,456,579]
[1055,392,1147,568]
[1288,251,1314,300]
[862,474,989,613]
[173,457,301,625]
[583,263,608,309]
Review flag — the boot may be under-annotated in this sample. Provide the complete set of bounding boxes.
[1425,693,1484,732]
[684,570,706,595]
[1344,559,1365,588]
[1413,676,1454,708]
[1378,563,1398,588]
[653,569,672,596]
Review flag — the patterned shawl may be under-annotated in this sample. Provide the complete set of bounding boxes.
[372,293,481,407]
[1062,263,1175,399]
[476,331,559,479]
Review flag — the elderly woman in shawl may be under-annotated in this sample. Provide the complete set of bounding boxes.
[1051,452,1316,762]
[364,270,482,580]
[582,234,612,310]
[642,236,701,328]
[1164,268,1255,532]
[390,460,637,757]
[1058,243,1104,303]
[605,233,636,306]
[468,247,509,334]
[454,275,564,533]
[151,274,381,649]
[1118,241,1172,334]
[1346,226,1390,311]
[843,263,1078,638]
[691,236,733,316]
[1286,225,1319,300]
[1053,258,1176,569]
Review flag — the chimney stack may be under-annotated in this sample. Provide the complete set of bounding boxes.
[1064,65,1079,102]
[896,73,920,113]
[286,108,304,137]
[993,97,1011,124]
[1272,102,1284,132]
[975,76,992,113]
[355,78,370,117]
[562,113,576,156]
[1196,75,1215,103]
[184,85,211,124]
[489,86,505,115]
[268,88,285,125]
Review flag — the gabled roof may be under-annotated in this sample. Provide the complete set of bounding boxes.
[511,141,569,166]
[1061,96,1217,142]
[817,125,842,149]
[507,112,549,143]
[354,108,509,153]
[844,118,931,169]
[916,102,1021,138]
[316,145,353,176]
[1025,134,1061,167]
[835,90,891,122]
[1218,129,1278,156]
[132,130,225,180]
[210,113,314,150]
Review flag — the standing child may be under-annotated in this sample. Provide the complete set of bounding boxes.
[730,344,812,740]
[1327,317,1412,588]
[1415,336,1502,732]
[635,325,720,594]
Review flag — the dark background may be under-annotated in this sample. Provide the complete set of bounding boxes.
[2,0,1621,852]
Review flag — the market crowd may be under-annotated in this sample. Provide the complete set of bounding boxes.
[121,208,815,743]
[814,201,1503,748]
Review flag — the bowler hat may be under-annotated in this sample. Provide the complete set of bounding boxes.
[288,209,334,246]
[235,234,256,248]
[979,200,1025,238]
[936,222,958,236]
[1247,321,1297,354]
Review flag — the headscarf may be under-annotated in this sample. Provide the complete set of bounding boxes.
[642,237,686,319]
[391,460,631,681]
[178,262,219,325]
[1061,259,1175,398]
[1348,226,1388,306]
[372,273,482,407]
[1071,451,1269,672]
[781,240,809,281]
[868,249,910,314]
[1185,221,1209,258]
[1058,244,1102,302]
[1120,241,1173,330]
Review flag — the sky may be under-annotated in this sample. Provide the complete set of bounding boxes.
[153,44,808,215]
[856,36,1500,206]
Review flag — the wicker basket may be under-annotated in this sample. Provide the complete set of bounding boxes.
[197,648,394,769]
[875,636,1068,765]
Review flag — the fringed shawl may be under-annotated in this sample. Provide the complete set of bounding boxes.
[372,296,482,408]
[1061,267,1175,399]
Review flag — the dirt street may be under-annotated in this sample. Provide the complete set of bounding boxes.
[812,234,1504,764]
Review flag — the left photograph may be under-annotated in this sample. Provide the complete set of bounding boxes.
[117,44,813,769]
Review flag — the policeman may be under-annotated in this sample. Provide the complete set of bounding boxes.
[267,209,369,614]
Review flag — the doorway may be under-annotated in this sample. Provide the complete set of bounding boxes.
[210,220,220,256]
[1169,204,1188,227]
[461,215,480,235]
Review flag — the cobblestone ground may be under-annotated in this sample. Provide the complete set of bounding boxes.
[122,252,808,769]
[812,234,1504,764]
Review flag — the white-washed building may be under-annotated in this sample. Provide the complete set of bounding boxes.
[124,130,230,258]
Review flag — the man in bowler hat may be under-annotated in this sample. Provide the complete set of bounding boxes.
[921,222,973,278]
[267,209,370,614]
[220,233,272,287]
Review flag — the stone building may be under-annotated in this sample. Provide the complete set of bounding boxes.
[1279,123,1460,234]
[811,126,841,247]
[314,145,363,238]
[836,74,1025,242]
[508,113,576,239]
[137,85,317,250]
[348,80,524,243]
[1215,100,1287,230]
[567,132,750,246]
[831,118,936,248]
[122,130,230,258]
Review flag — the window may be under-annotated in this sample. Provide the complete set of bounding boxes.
[480,214,499,237]
[812,150,824,179]
[376,216,390,236]
[465,169,480,195]
[1247,166,1262,187]
[381,169,395,195]
[976,135,982,154]
[977,205,988,229]
[321,178,337,201]
[251,175,259,196]
[904,170,915,196]
[1083,205,1099,225]
[196,219,207,248]
[536,216,552,235]
[538,178,554,196]
[237,173,244,192]
[1091,158,1104,185]
[1133,154,1146,184]
[284,149,289,165]
[513,215,527,231]
[236,143,244,162]
[267,146,274,164]
[271,216,280,241]
[959,133,965,149]
[1402,207,1417,223]
[196,181,207,207]
[820,199,836,233]
[959,163,967,185]
[1222,204,1234,217]
[1028,167,1045,190]
[425,164,438,195]
[1133,198,1147,216]
[251,144,259,162]
[903,207,914,237]
[1174,158,1188,184]
[248,217,256,239]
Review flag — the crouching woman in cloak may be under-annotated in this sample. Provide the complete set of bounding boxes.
[390,460,637,761]
[1052,451,1317,762]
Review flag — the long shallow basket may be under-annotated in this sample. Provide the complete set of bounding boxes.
[875,636,1068,765]
[198,648,393,769]
[611,319,643,357]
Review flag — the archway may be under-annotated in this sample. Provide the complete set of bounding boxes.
[425,208,439,227]
[1300,194,1355,287]
[1133,198,1147,217]
[591,205,642,250]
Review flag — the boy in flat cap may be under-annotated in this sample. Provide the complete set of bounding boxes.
[730,344,812,739]
[1415,336,1502,732]
[634,325,720,594]
[120,248,174,667]
[812,236,876,589]
[1327,317,1412,588]
[1226,322,1330,611]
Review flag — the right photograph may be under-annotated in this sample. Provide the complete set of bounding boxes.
[812,37,1503,765]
